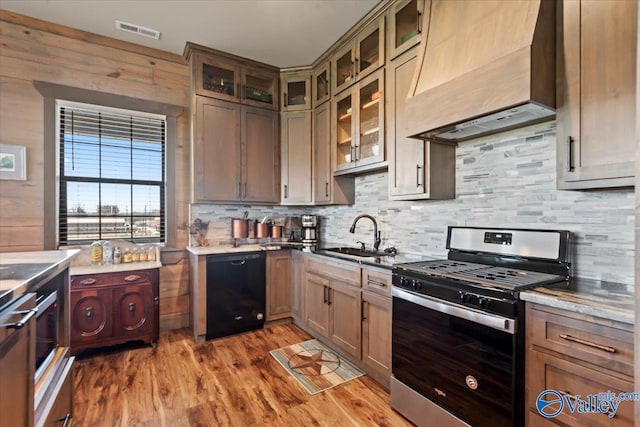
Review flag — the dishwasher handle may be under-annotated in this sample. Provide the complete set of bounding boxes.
[206,252,264,265]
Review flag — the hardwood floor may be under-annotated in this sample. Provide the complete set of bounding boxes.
[71,323,413,426]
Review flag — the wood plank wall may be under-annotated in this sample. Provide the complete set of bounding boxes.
[0,10,192,330]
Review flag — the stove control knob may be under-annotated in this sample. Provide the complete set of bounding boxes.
[479,298,491,309]
[459,291,470,303]
[411,279,420,290]
[400,277,409,288]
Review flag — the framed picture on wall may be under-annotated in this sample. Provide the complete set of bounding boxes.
[0,144,27,180]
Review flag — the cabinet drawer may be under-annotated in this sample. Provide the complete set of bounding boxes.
[361,266,391,297]
[526,305,634,378]
[527,350,635,427]
[306,254,361,287]
[71,270,153,289]
[40,357,74,427]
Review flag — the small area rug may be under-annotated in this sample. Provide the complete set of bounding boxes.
[269,339,365,395]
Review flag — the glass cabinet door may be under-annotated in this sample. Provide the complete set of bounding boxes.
[334,89,355,170]
[281,72,311,111]
[332,44,356,95]
[195,54,240,102]
[356,17,385,79]
[242,67,279,110]
[313,61,330,107]
[357,70,384,165]
[389,0,424,60]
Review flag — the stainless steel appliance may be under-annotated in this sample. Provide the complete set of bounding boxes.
[206,252,265,340]
[391,226,571,427]
[34,290,59,383]
[301,214,318,250]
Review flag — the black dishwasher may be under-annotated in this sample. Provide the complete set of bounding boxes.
[206,251,266,340]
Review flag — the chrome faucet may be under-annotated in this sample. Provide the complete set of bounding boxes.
[349,214,381,252]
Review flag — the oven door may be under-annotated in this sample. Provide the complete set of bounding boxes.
[392,287,520,427]
[34,290,58,382]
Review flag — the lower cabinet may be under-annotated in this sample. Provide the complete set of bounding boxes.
[299,253,392,387]
[525,303,635,427]
[266,250,292,321]
[70,269,159,354]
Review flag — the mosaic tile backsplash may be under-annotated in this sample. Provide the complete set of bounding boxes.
[192,122,635,285]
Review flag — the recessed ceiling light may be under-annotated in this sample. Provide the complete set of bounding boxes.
[115,20,161,40]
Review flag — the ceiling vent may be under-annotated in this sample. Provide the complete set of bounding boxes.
[115,20,161,40]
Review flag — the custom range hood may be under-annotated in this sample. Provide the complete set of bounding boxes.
[404,0,556,143]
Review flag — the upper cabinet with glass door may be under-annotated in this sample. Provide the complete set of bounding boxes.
[281,69,312,112]
[388,0,425,60]
[313,61,331,107]
[193,52,278,110]
[333,68,385,173]
[331,16,385,95]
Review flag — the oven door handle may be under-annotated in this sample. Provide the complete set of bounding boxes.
[392,287,515,334]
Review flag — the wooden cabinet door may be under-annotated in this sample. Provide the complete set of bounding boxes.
[304,272,330,338]
[242,106,279,203]
[355,16,385,80]
[266,250,292,321]
[332,86,357,172]
[291,250,306,323]
[362,290,391,386]
[557,0,637,189]
[313,102,332,203]
[113,285,154,338]
[332,42,356,96]
[194,97,241,202]
[312,61,331,107]
[281,111,312,204]
[242,66,279,110]
[281,72,311,112]
[354,69,384,168]
[194,53,241,102]
[328,280,362,360]
[388,0,424,60]
[70,289,112,344]
[388,48,425,198]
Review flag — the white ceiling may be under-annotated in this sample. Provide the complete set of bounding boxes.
[1,0,381,67]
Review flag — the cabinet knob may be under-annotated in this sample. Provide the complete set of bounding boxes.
[129,302,136,313]
[124,275,141,282]
[85,307,93,319]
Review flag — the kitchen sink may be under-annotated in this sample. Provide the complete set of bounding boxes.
[323,247,383,257]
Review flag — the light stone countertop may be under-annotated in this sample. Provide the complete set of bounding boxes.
[70,260,162,276]
[520,277,634,324]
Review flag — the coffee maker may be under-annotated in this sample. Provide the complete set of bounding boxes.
[301,214,318,250]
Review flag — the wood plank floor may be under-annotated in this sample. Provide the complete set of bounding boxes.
[71,323,414,426]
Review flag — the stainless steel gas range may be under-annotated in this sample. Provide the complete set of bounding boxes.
[390,226,571,427]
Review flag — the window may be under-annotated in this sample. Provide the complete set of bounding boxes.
[57,101,165,245]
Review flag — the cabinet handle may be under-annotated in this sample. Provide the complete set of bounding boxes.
[417,10,422,34]
[559,333,616,353]
[284,92,288,107]
[58,413,71,427]
[4,309,36,329]
[236,82,241,99]
[85,307,93,320]
[284,184,288,199]
[128,302,136,313]
[323,286,328,304]
[567,136,575,172]
[368,279,387,288]
[80,278,97,286]
[361,300,367,321]
[416,164,423,187]
[557,391,616,418]
[354,145,359,162]
[243,182,247,198]
[325,182,329,197]
[124,275,141,282]
[354,58,359,75]
[327,288,332,306]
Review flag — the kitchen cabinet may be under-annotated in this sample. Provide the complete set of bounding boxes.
[70,269,159,354]
[281,69,311,112]
[193,96,279,203]
[291,250,306,324]
[193,51,279,111]
[333,68,385,173]
[312,60,331,107]
[556,0,637,189]
[304,255,362,359]
[526,303,635,426]
[331,16,385,95]
[313,101,355,205]
[266,250,292,321]
[387,0,424,60]
[361,266,392,387]
[281,111,313,205]
[387,47,455,200]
